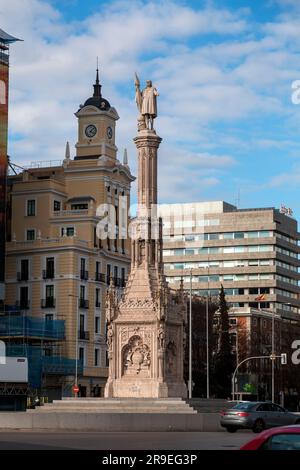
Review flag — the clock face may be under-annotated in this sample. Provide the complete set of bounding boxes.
[107,126,113,140]
[85,124,97,138]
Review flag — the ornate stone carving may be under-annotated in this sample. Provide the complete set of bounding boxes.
[166,341,177,375]
[157,325,165,351]
[122,335,151,376]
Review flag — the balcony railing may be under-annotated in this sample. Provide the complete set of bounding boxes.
[95,301,101,308]
[16,300,30,310]
[79,299,89,309]
[41,297,56,308]
[78,330,90,340]
[17,272,29,282]
[80,270,89,280]
[43,269,55,280]
[95,272,106,282]
[106,275,126,287]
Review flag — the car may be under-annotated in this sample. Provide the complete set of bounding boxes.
[220,401,300,433]
[240,425,300,450]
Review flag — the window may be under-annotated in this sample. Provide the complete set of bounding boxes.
[106,264,111,284]
[261,433,300,450]
[71,203,88,210]
[27,200,36,216]
[114,266,118,280]
[20,259,29,281]
[53,200,61,212]
[95,288,100,308]
[95,316,100,334]
[26,229,35,241]
[61,227,74,237]
[45,314,53,321]
[19,286,29,309]
[96,261,101,276]
[45,257,55,278]
[94,348,100,366]
[223,232,234,239]
[248,231,259,238]
[79,314,85,332]
[80,285,85,300]
[234,232,244,239]
[249,288,259,295]
[46,285,54,299]
[79,347,85,365]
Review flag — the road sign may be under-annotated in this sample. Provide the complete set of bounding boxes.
[281,353,287,365]
[73,385,79,393]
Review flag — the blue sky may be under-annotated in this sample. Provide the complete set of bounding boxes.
[2,0,300,219]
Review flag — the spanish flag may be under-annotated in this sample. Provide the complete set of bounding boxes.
[255,293,266,301]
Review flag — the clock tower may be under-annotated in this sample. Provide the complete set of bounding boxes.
[75,69,119,161]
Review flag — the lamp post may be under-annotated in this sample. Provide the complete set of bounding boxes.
[68,294,79,397]
[271,301,291,403]
[188,269,192,399]
[206,262,210,399]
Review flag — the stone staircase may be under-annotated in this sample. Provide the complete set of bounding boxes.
[186,398,234,413]
[27,397,197,414]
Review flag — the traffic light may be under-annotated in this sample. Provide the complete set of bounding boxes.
[281,353,287,365]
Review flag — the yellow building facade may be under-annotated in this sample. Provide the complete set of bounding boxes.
[5,71,135,398]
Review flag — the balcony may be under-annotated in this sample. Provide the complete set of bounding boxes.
[80,270,89,281]
[41,297,56,308]
[79,299,89,309]
[15,300,30,310]
[95,301,101,308]
[43,269,55,280]
[106,276,126,287]
[95,272,106,282]
[0,316,65,340]
[78,330,90,340]
[17,272,29,282]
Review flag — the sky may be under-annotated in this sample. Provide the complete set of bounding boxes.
[2,0,300,218]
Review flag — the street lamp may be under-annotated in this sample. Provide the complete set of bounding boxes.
[68,294,79,398]
[271,301,291,402]
[206,262,210,399]
[188,269,192,399]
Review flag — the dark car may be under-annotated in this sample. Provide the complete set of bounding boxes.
[220,401,300,433]
[240,425,300,450]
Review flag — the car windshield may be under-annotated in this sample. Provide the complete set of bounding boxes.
[232,402,255,411]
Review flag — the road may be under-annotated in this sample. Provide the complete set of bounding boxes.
[0,430,252,450]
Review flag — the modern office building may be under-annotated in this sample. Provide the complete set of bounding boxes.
[3,71,135,398]
[161,201,300,320]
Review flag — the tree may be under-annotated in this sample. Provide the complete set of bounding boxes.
[212,285,235,398]
[183,295,218,397]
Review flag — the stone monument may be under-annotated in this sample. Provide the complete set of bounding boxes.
[104,75,187,398]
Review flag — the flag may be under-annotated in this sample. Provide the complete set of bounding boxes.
[255,293,266,301]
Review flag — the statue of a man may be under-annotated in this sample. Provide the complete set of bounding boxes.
[135,74,159,130]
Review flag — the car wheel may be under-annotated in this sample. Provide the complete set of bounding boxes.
[226,426,238,433]
[252,419,265,433]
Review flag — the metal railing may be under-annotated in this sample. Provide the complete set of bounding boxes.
[79,299,89,309]
[78,330,90,340]
[42,269,55,280]
[80,270,89,281]
[17,272,29,282]
[41,298,56,309]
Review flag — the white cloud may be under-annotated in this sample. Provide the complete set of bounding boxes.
[2,0,300,208]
